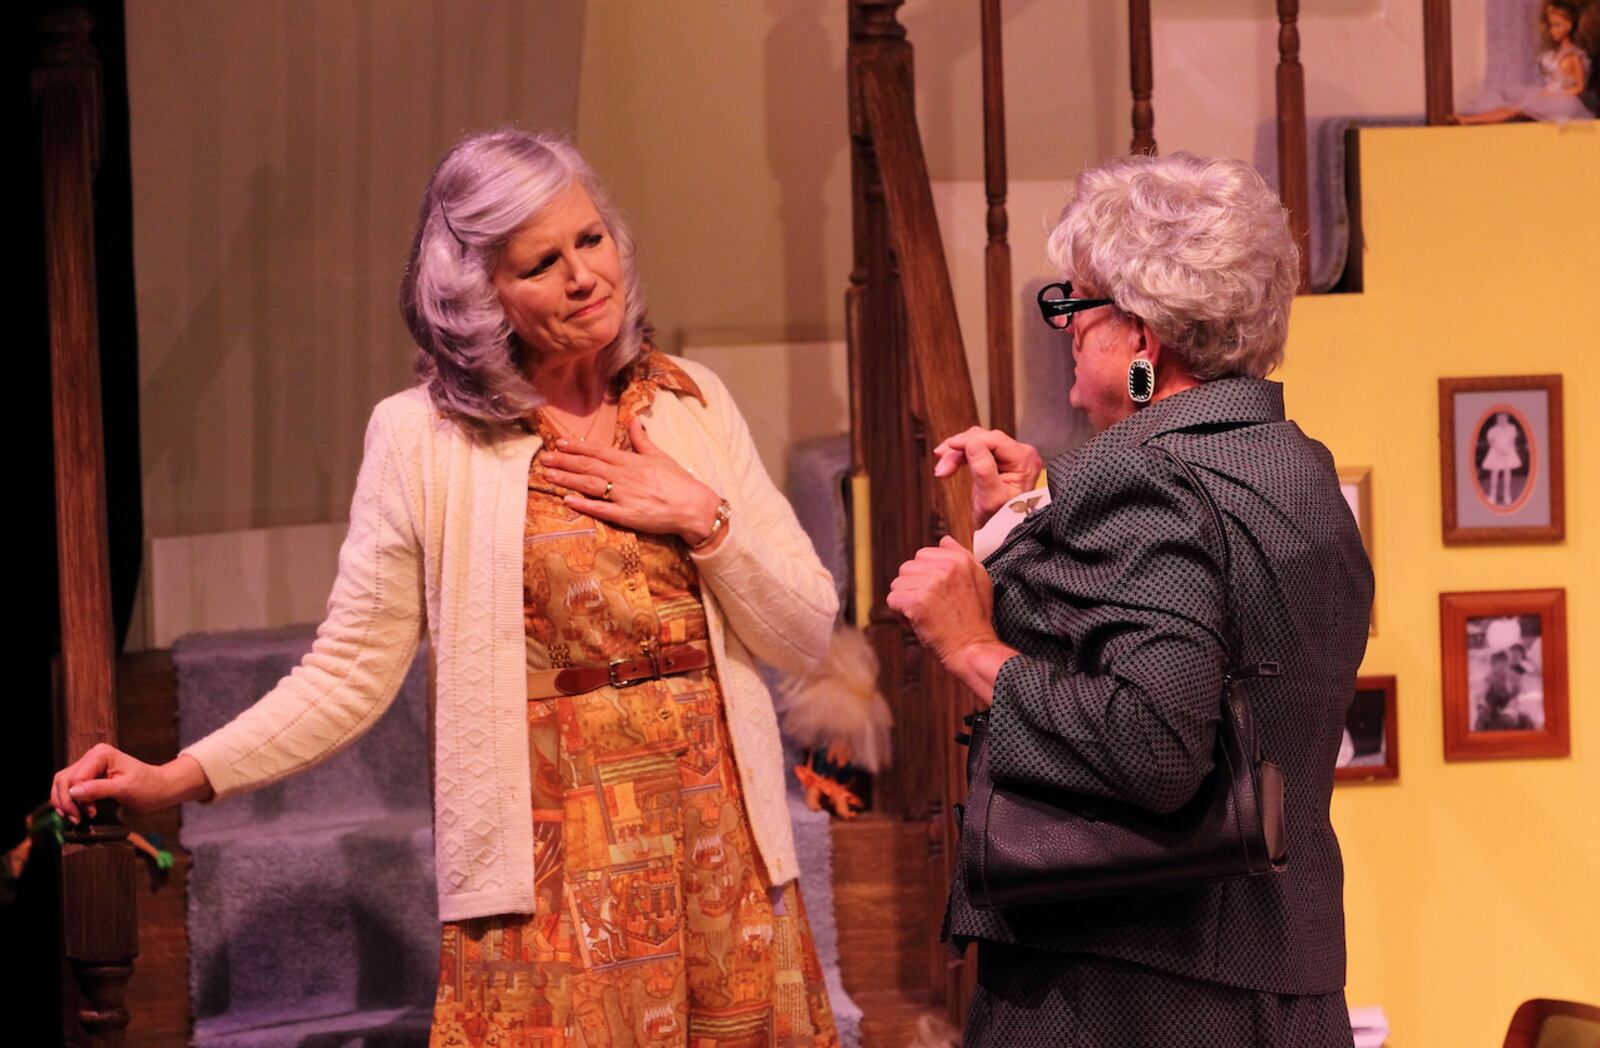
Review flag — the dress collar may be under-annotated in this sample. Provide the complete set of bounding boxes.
[1045,378,1285,495]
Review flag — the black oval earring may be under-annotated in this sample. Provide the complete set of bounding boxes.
[1127,358,1155,403]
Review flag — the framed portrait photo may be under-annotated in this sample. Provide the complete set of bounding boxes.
[1338,466,1375,634]
[1441,589,1569,762]
[1439,375,1564,544]
[1336,675,1397,782]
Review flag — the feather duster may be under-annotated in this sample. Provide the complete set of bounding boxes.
[772,624,893,773]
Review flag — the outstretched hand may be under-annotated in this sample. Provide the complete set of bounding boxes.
[933,427,1044,529]
[50,746,211,824]
[540,417,727,548]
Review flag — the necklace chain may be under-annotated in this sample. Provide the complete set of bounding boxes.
[543,400,613,444]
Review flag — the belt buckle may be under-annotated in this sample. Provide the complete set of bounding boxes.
[608,648,662,689]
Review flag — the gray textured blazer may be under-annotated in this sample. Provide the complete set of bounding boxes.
[945,377,1374,997]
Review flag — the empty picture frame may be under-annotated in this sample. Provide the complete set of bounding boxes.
[1439,375,1564,544]
[1441,589,1569,762]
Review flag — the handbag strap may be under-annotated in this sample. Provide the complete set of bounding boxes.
[1153,446,1243,677]
[1155,447,1282,770]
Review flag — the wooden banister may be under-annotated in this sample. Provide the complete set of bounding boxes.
[1422,0,1455,125]
[36,9,139,1044]
[848,0,982,1021]
[1274,0,1312,291]
[860,66,982,497]
[980,0,1015,434]
[847,0,927,823]
[1129,0,1157,154]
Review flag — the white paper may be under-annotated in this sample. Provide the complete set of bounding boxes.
[1349,1005,1390,1048]
[973,487,1052,562]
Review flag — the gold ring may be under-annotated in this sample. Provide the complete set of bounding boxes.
[602,480,614,500]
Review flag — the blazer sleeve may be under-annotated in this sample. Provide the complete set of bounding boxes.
[181,402,427,801]
[985,445,1228,815]
[682,364,839,676]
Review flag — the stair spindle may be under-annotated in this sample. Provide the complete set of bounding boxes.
[1129,0,1157,154]
[1275,0,1312,291]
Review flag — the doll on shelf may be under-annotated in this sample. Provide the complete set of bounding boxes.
[1453,0,1597,124]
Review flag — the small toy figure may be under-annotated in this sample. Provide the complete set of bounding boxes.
[793,753,866,819]
[1454,1,1598,124]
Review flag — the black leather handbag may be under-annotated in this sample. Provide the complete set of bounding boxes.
[960,451,1289,910]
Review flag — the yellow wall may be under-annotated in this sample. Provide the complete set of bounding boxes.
[1278,123,1599,1047]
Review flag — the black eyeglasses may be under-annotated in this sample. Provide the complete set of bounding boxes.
[1036,282,1115,330]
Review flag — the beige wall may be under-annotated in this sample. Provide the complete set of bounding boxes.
[129,0,584,539]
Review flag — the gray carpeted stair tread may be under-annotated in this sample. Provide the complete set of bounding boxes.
[194,1004,433,1048]
[182,806,434,848]
[786,434,852,610]
[187,815,438,1024]
[176,626,432,839]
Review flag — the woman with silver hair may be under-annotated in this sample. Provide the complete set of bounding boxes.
[890,152,1372,1046]
[52,129,842,1045]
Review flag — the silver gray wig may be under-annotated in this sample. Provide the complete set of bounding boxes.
[1046,151,1299,380]
[401,128,649,437]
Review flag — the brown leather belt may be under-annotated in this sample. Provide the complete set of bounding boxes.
[526,640,711,700]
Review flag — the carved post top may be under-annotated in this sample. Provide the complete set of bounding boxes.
[849,0,907,42]
[36,8,97,64]
[848,0,910,143]
[35,8,102,87]
[61,803,132,846]
[34,7,104,173]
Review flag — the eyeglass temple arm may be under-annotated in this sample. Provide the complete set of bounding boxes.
[1039,297,1115,315]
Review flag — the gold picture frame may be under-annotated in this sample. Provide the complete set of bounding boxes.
[1440,589,1569,762]
[1439,375,1565,545]
[1338,466,1375,635]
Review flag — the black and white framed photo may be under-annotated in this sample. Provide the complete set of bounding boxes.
[1439,375,1564,544]
[1441,589,1569,761]
[1336,675,1397,782]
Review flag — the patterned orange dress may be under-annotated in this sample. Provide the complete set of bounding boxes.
[429,353,839,1048]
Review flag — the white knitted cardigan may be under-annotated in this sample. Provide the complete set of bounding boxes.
[182,356,838,921]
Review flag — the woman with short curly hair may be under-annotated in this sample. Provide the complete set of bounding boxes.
[891,152,1372,1046]
[1043,151,1299,383]
[54,128,843,1046]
